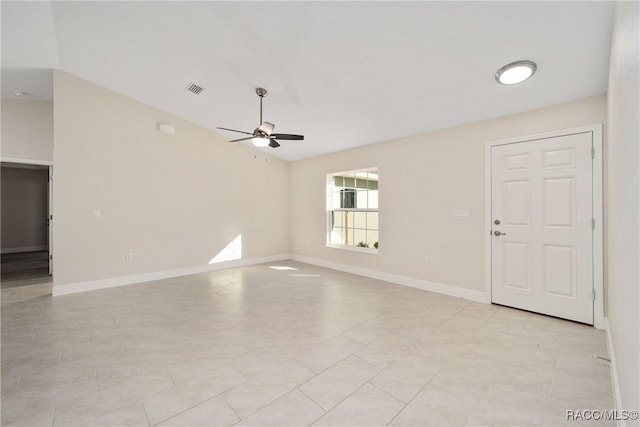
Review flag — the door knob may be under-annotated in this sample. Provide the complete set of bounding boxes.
[493,231,507,236]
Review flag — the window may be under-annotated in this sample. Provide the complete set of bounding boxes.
[327,168,379,252]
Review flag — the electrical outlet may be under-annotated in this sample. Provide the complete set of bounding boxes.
[93,209,101,219]
[425,257,432,267]
[125,253,133,262]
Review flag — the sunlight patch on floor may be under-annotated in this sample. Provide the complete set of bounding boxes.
[269,266,298,271]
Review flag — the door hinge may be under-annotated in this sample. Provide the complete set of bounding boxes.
[591,147,595,159]
[592,218,596,229]
[592,289,596,301]
[49,254,53,260]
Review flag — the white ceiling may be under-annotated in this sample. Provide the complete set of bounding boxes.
[1,1,613,161]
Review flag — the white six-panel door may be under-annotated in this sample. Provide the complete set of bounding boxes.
[491,132,593,324]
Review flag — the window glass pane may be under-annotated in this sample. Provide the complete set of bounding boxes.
[368,190,379,209]
[331,226,345,245]
[367,231,379,247]
[353,211,366,229]
[333,211,344,227]
[356,190,368,209]
[332,192,341,208]
[366,212,379,230]
[341,189,356,209]
[354,229,367,247]
[368,171,378,191]
[334,176,344,187]
[346,224,354,246]
[343,174,356,188]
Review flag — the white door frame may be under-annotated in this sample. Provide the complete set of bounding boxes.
[484,125,604,329]
[1,156,54,276]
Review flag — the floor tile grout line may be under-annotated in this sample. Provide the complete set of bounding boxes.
[540,351,562,423]
[296,387,329,426]
[327,314,382,345]
[224,380,301,422]
[142,398,153,427]
[149,389,239,426]
[385,367,442,427]
[12,375,22,397]
[364,381,409,426]
[227,394,243,426]
[295,352,360,389]
[367,380,407,405]
[462,388,488,427]
[312,377,373,416]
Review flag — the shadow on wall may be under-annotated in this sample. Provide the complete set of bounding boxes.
[208,234,242,264]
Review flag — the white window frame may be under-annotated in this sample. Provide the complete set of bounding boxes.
[326,167,379,254]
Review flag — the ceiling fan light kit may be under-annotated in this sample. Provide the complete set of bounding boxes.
[217,88,304,149]
[252,137,270,147]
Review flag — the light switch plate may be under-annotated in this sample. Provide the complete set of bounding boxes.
[452,209,470,220]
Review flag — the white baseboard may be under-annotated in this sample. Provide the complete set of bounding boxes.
[1,245,48,254]
[52,253,290,296]
[0,156,53,166]
[290,254,488,303]
[604,317,625,427]
[54,252,486,303]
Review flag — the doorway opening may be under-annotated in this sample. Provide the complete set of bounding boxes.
[1,160,53,288]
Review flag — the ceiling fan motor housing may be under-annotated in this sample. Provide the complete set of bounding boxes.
[258,121,275,135]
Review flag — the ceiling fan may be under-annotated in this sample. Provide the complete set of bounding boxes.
[217,88,304,148]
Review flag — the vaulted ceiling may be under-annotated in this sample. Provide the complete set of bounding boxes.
[1,1,613,161]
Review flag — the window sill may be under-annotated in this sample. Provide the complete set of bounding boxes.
[327,244,379,254]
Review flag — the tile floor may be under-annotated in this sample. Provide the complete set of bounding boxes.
[1,261,615,426]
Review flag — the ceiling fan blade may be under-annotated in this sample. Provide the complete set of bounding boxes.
[229,136,254,143]
[217,127,253,136]
[258,122,275,135]
[269,139,281,148]
[271,133,304,140]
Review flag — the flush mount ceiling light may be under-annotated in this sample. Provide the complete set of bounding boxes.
[495,60,537,85]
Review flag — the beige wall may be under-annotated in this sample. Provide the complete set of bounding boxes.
[1,167,49,252]
[52,71,289,289]
[1,99,53,162]
[290,94,606,293]
[606,0,639,414]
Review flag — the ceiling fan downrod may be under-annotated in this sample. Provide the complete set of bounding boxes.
[256,87,268,125]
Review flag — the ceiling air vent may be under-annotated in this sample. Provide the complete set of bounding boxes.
[186,82,205,95]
